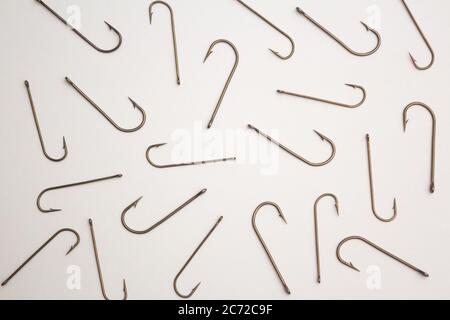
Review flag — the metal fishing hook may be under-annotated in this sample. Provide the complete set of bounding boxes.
[233,0,295,60]
[277,84,366,109]
[173,216,223,299]
[337,236,429,277]
[248,124,336,167]
[203,39,239,129]
[403,102,436,193]
[88,219,127,300]
[24,80,68,162]
[296,7,381,57]
[122,188,207,234]
[37,174,123,213]
[149,1,181,85]
[400,0,434,70]
[35,0,122,53]
[365,134,397,222]
[1,228,80,286]
[146,143,236,169]
[314,194,339,284]
[252,202,290,294]
[65,77,146,133]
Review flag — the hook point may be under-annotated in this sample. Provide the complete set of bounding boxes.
[430,183,435,194]
[296,7,305,15]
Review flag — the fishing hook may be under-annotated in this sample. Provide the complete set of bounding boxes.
[146,143,236,169]
[122,188,207,234]
[252,202,290,294]
[365,134,397,222]
[88,219,127,300]
[37,174,123,213]
[233,0,295,60]
[248,124,336,167]
[400,0,434,70]
[296,7,381,57]
[1,228,80,286]
[403,102,436,193]
[24,80,68,162]
[277,84,366,109]
[313,194,339,284]
[35,0,122,53]
[65,77,146,133]
[203,39,239,129]
[337,236,429,277]
[173,216,223,298]
[149,1,181,85]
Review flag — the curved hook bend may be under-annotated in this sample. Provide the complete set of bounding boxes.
[248,124,336,167]
[400,0,434,70]
[203,39,239,129]
[365,134,397,222]
[65,77,146,133]
[313,194,339,284]
[252,202,291,295]
[277,84,366,109]
[24,80,68,162]
[149,1,181,85]
[37,174,123,213]
[1,228,80,286]
[337,236,429,277]
[234,0,295,60]
[173,216,223,298]
[122,188,207,234]
[89,219,127,300]
[403,102,436,193]
[36,0,122,53]
[296,7,381,57]
[146,143,236,169]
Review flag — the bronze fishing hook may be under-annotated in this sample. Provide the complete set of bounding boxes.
[88,219,127,300]
[146,143,236,169]
[277,84,366,109]
[252,202,290,295]
[296,7,381,57]
[314,194,339,284]
[24,80,68,162]
[122,188,207,234]
[248,124,336,167]
[1,228,80,286]
[337,236,429,277]
[37,174,123,213]
[173,216,223,299]
[400,0,434,70]
[233,0,295,60]
[149,1,181,85]
[203,39,239,129]
[403,102,436,193]
[35,0,122,53]
[65,77,146,133]
[365,134,397,222]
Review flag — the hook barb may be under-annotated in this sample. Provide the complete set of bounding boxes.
[173,216,223,299]
[295,7,381,57]
[121,188,207,234]
[234,0,295,60]
[146,143,236,169]
[203,39,239,129]
[248,124,336,167]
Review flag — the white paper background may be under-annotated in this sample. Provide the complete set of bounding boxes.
[0,0,449,300]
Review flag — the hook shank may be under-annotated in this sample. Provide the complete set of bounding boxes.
[122,188,207,234]
[173,216,223,299]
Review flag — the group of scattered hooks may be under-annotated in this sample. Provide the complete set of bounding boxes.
[3,0,438,299]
